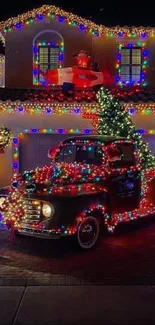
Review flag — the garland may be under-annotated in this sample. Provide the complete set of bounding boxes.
[0,127,11,153]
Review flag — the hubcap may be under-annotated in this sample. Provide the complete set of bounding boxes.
[79,220,98,246]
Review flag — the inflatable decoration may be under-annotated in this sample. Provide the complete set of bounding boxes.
[40,50,107,88]
[0,127,11,154]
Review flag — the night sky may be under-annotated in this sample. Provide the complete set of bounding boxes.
[0,0,154,27]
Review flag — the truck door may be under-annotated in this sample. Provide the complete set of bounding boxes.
[106,142,141,213]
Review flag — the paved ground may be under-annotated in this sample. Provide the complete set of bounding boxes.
[1,217,155,286]
[1,286,155,325]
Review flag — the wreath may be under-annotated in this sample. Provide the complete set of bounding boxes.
[0,127,11,154]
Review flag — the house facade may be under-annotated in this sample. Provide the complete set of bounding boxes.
[0,4,155,187]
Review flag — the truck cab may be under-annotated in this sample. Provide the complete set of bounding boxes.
[2,135,143,250]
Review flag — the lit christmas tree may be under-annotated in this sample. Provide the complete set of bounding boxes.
[96,87,155,169]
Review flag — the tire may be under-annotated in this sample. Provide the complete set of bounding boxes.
[76,216,100,250]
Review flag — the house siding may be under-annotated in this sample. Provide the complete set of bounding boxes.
[4,18,154,90]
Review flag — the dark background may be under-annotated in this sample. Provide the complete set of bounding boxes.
[0,0,153,26]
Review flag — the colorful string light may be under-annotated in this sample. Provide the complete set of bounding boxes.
[0,102,97,115]
[3,137,155,238]
[116,42,148,87]
[1,101,155,115]
[1,4,155,39]
[33,41,64,86]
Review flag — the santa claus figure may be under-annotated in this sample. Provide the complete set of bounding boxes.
[74,50,91,69]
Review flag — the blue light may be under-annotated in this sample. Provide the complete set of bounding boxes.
[13,163,18,169]
[129,108,135,115]
[33,69,38,75]
[138,130,145,134]
[16,23,21,29]
[59,17,64,23]
[118,32,123,37]
[37,14,43,20]
[84,129,90,134]
[18,107,24,113]
[143,50,148,56]
[95,32,99,37]
[80,24,85,30]
[73,108,80,114]
[58,129,64,134]
[46,108,52,114]
[13,138,18,145]
[141,32,146,38]
[32,129,37,133]
[33,46,38,53]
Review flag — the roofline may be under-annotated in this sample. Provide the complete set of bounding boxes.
[0,4,155,37]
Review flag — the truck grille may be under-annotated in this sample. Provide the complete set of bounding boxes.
[21,199,41,224]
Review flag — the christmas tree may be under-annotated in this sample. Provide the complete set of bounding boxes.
[96,87,155,169]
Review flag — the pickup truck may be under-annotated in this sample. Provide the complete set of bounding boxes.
[1,135,155,250]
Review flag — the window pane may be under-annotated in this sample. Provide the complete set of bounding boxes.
[120,74,130,82]
[121,66,130,74]
[132,66,141,74]
[132,75,141,82]
[50,48,59,69]
[38,64,48,82]
[121,49,130,64]
[132,49,141,64]
[39,47,48,64]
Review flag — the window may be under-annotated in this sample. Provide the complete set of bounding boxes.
[108,143,135,168]
[57,145,103,165]
[33,40,64,85]
[38,44,60,83]
[120,47,142,84]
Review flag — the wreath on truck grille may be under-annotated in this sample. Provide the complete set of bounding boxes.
[0,127,11,153]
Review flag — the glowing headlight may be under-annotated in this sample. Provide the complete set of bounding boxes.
[42,203,55,218]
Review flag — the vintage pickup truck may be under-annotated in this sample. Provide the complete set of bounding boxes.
[1,135,155,250]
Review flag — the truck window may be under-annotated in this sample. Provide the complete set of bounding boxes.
[107,143,135,168]
[56,145,103,164]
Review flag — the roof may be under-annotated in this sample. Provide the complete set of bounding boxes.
[0,88,97,102]
[63,135,126,143]
[0,4,154,37]
[1,88,155,103]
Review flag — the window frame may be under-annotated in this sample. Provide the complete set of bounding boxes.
[116,43,148,87]
[38,44,60,83]
[33,41,64,86]
[120,46,142,84]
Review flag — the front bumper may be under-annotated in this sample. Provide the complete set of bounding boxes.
[17,227,62,239]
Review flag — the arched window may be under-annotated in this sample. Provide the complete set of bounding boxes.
[33,30,64,86]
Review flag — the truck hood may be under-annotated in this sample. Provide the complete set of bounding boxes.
[12,162,105,195]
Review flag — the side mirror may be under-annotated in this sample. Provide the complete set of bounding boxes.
[48,146,60,160]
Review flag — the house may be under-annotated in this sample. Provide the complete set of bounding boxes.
[0,4,155,187]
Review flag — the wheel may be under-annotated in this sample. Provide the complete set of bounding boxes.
[76,216,100,250]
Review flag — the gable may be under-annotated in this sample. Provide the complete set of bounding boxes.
[1,4,155,39]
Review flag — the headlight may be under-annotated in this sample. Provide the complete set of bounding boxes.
[42,203,55,218]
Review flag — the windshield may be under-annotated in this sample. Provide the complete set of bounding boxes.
[56,144,103,165]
